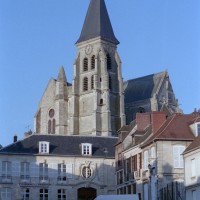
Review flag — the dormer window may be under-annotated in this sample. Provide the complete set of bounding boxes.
[39,141,50,154]
[81,143,92,156]
[196,123,200,136]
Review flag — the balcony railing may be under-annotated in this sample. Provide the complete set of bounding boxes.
[0,175,12,183]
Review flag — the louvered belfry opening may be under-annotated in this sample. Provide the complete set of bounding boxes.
[91,55,95,69]
[91,75,94,89]
[83,77,88,91]
[107,54,111,70]
[83,58,88,71]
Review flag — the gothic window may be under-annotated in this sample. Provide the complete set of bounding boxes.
[83,77,88,91]
[91,75,94,89]
[58,189,66,200]
[48,109,55,134]
[82,166,92,178]
[100,99,103,106]
[48,120,51,134]
[107,54,111,70]
[109,75,112,90]
[83,58,88,71]
[40,189,48,200]
[91,55,95,69]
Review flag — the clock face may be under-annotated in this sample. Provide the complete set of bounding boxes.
[85,45,93,55]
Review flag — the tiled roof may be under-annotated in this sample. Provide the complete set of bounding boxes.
[0,135,117,158]
[76,0,119,44]
[141,113,196,148]
[184,135,200,154]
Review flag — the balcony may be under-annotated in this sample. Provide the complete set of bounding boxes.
[39,177,49,184]
[20,175,31,184]
[0,175,12,183]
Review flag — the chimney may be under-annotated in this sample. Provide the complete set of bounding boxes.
[136,113,151,131]
[13,135,17,143]
[151,111,167,133]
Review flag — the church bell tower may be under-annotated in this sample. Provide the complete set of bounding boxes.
[69,0,125,136]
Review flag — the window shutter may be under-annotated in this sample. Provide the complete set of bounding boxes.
[173,146,179,168]
[191,159,196,177]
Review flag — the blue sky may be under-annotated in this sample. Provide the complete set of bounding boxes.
[0,0,200,146]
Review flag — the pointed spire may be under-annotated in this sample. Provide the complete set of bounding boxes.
[76,0,119,44]
[57,66,67,82]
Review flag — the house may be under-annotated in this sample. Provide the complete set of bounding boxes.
[115,111,199,200]
[183,116,200,200]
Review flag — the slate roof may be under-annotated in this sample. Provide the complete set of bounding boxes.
[0,135,117,158]
[76,0,119,44]
[124,71,166,104]
[141,113,196,148]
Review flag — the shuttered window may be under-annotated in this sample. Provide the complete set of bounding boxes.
[143,151,149,170]
[191,159,196,177]
[173,145,185,168]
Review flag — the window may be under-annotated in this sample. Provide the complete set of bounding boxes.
[81,143,92,155]
[82,166,92,178]
[191,159,196,177]
[83,58,88,71]
[107,54,111,70]
[21,162,30,182]
[91,75,94,89]
[2,161,11,180]
[173,145,185,168]
[151,147,156,158]
[21,188,30,200]
[109,75,112,90]
[100,99,103,106]
[143,151,149,170]
[39,142,49,154]
[48,109,56,134]
[91,55,95,69]
[58,163,66,182]
[1,188,11,200]
[83,77,88,91]
[58,189,66,200]
[39,163,48,182]
[40,189,48,200]
[132,155,137,171]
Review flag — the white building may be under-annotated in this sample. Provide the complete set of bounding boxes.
[184,120,200,200]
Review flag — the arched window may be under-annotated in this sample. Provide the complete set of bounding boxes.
[83,58,88,71]
[52,119,56,134]
[109,76,112,90]
[83,77,88,91]
[91,55,95,70]
[48,120,51,134]
[48,109,55,134]
[91,75,94,89]
[107,54,111,70]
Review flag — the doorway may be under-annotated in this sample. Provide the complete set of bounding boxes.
[78,187,97,200]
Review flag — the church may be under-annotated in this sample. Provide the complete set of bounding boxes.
[0,0,180,199]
